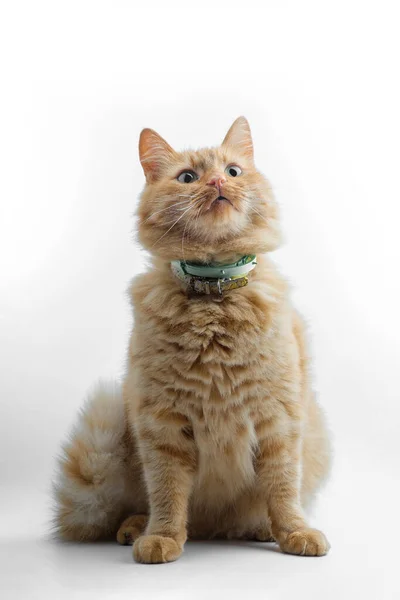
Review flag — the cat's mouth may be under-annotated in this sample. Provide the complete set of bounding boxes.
[215,195,232,204]
[210,196,234,209]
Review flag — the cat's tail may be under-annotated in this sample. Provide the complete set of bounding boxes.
[52,381,132,541]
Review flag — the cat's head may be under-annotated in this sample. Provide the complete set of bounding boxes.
[137,117,281,262]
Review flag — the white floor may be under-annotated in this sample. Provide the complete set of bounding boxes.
[1,442,398,600]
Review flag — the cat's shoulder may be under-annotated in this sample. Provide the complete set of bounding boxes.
[127,268,187,318]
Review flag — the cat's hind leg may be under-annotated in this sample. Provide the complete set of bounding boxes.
[226,522,275,542]
[117,514,148,545]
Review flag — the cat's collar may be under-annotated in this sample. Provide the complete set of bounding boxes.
[171,255,257,296]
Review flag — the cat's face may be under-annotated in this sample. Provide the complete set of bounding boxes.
[137,117,281,262]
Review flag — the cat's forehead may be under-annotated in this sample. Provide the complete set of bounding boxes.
[177,146,247,171]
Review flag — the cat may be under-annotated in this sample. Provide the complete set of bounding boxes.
[53,117,331,563]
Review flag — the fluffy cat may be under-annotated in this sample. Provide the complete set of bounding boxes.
[53,117,331,563]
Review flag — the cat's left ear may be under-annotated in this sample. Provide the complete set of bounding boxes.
[139,128,177,182]
[222,116,254,161]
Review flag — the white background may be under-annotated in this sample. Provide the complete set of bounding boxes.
[1,1,399,598]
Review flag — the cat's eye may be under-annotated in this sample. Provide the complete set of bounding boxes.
[225,165,242,177]
[177,170,198,184]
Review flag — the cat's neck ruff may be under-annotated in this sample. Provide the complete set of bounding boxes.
[171,255,257,297]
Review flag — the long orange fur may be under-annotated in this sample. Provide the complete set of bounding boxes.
[53,117,331,563]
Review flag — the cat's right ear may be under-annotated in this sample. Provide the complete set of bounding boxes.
[139,128,176,183]
[222,116,254,161]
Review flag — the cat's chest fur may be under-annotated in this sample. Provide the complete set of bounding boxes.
[175,297,273,501]
[137,283,276,408]
[132,273,289,504]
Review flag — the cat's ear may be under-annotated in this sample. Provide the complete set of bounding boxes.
[222,116,254,160]
[139,128,176,182]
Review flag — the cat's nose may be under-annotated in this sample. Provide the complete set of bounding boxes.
[207,176,227,192]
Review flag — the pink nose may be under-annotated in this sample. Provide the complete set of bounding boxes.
[207,176,227,191]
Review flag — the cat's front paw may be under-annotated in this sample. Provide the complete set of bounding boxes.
[133,535,183,564]
[278,528,330,556]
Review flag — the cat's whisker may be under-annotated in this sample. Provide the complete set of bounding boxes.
[181,211,194,261]
[152,204,195,248]
[241,197,270,225]
[250,207,270,224]
[178,196,208,258]
[141,200,191,224]
[194,204,203,227]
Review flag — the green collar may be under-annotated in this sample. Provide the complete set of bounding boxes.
[171,255,257,296]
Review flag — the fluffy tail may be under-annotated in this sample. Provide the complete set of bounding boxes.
[52,381,131,541]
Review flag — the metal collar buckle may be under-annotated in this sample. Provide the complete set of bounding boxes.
[204,278,224,296]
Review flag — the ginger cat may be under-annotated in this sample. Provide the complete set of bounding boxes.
[53,117,331,563]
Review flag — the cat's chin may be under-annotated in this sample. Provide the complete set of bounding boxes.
[199,202,243,232]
